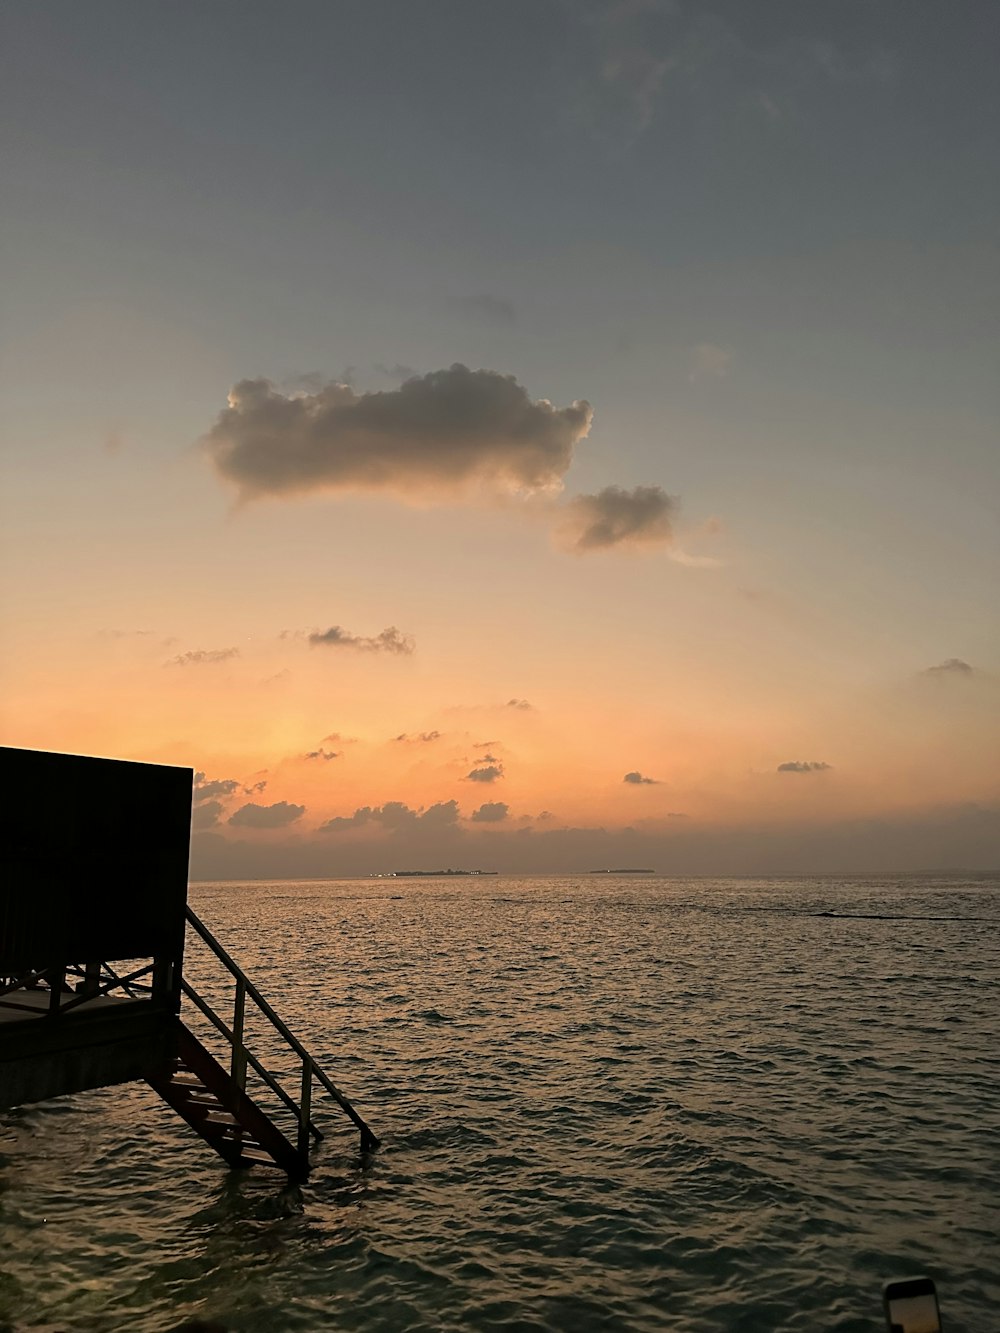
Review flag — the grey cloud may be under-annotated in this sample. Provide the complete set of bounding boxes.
[318,807,374,833]
[194,773,241,803]
[568,4,897,149]
[419,800,461,827]
[471,802,509,823]
[304,748,340,761]
[454,294,517,327]
[777,761,832,773]
[166,648,239,667]
[192,799,224,830]
[506,698,534,710]
[309,625,415,655]
[924,659,974,677]
[243,778,268,795]
[203,364,591,502]
[319,800,460,834]
[624,771,659,785]
[467,764,504,783]
[393,730,441,743]
[559,485,677,552]
[228,800,305,828]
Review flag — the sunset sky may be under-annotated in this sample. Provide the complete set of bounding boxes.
[2,1,997,875]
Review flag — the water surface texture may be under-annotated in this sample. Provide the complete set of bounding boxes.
[1,875,997,1332]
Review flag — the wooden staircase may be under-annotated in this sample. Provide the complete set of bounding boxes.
[147,1023,307,1178]
[145,907,380,1180]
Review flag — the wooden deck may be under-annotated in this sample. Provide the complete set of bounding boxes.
[0,990,177,1110]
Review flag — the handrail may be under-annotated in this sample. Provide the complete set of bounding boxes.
[180,976,322,1141]
[184,906,380,1153]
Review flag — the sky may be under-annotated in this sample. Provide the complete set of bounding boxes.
[1,0,997,877]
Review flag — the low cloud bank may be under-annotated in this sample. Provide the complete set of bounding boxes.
[777,761,832,773]
[191,803,1000,879]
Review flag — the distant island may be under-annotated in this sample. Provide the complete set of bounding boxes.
[385,869,499,877]
[590,868,656,875]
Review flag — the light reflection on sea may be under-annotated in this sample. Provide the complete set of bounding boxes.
[1,875,998,1332]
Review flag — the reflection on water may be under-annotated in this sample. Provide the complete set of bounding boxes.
[1,875,997,1332]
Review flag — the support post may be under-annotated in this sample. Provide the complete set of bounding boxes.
[298,1061,312,1160]
[231,977,247,1090]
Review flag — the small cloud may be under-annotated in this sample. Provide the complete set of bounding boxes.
[228,800,305,829]
[506,698,533,711]
[689,342,732,382]
[454,294,517,327]
[471,801,509,823]
[260,668,291,686]
[623,771,659,785]
[304,748,340,762]
[467,764,504,783]
[392,730,441,743]
[243,778,268,795]
[309,625,415,655]
[923,659,974,677]
[203,364,590,503]
[777,761,832,773]
[557,485,677,553]
[166,648,239,667]
[193,773,241,803]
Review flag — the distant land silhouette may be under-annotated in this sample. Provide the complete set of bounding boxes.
[590,868,656,875]
[384,869,498,877]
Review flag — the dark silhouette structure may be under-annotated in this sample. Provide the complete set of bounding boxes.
[1,747,378,1178]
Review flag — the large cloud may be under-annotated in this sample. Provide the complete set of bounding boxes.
[203,364,592,503]
[557,485,677,552]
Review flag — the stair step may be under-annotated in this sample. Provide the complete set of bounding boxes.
[181,1095,222,1108]
[201,1112,240,1127]
[238,1153,284,1168]
[169,1073,207,1089]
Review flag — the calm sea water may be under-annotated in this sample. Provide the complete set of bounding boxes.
[1,875,997,1333]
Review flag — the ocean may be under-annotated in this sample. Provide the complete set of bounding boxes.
[1,875,997,1332]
